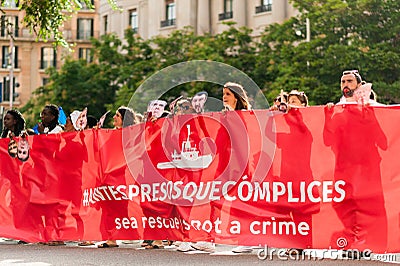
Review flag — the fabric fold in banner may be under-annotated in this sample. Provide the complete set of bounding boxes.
[0,105,399,253]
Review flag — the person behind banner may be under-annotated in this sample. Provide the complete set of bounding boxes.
[24,104,66,245]
[1,109,26,139]
[37,104,64,134]
[98,106,136,248]
[189,82,251,253]
[41,104,65,245]
[287,90,308,108]
[2,109,26,159]
[1,110,27,243]
[336,70,363,104]
[112,106,136,129]
[222,82,251,111]
[278,90,318,255]
[323,71,388,254]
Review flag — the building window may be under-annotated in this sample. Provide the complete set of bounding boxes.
[255,0,272,13]
[166,1,176,21]
[2,0,19,8]
[79,48,92,63]
[77,18,94,40]
[219,0,233,21]
[160,0,176,27]
[1,16,19,37]
[103,15,108,34]
[129,9,138,33]
[42,78,50,86]
[41,47,57,69]
[2,46,18,68]
[79,0,94,10]
[1,77,16,102]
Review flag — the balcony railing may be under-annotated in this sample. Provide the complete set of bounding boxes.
[160,19,176,28]
[255,4,272,14]
[218,11,233,21]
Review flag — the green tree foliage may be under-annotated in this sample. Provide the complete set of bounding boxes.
[111,24,258,111]
[20,0,400,123]
[1,0,118,47]
[20,58,118,127]
[259,0,400,104]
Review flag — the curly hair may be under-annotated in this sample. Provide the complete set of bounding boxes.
[1,109,26,138]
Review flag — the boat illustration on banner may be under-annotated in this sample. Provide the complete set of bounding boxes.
[157,125,213,170]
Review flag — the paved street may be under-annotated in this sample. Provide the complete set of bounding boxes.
[0,239,396,266]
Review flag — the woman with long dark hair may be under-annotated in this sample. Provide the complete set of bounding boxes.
[222,82,251,111]
[1,109,25,138]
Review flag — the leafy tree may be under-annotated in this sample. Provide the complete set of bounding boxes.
[1,0,118,47]
[19,85,53,127]
[21,0,400,120]
[20,59,118,127]
[257,0,400,104]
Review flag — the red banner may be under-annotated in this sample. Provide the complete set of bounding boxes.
[1,105,400,253]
